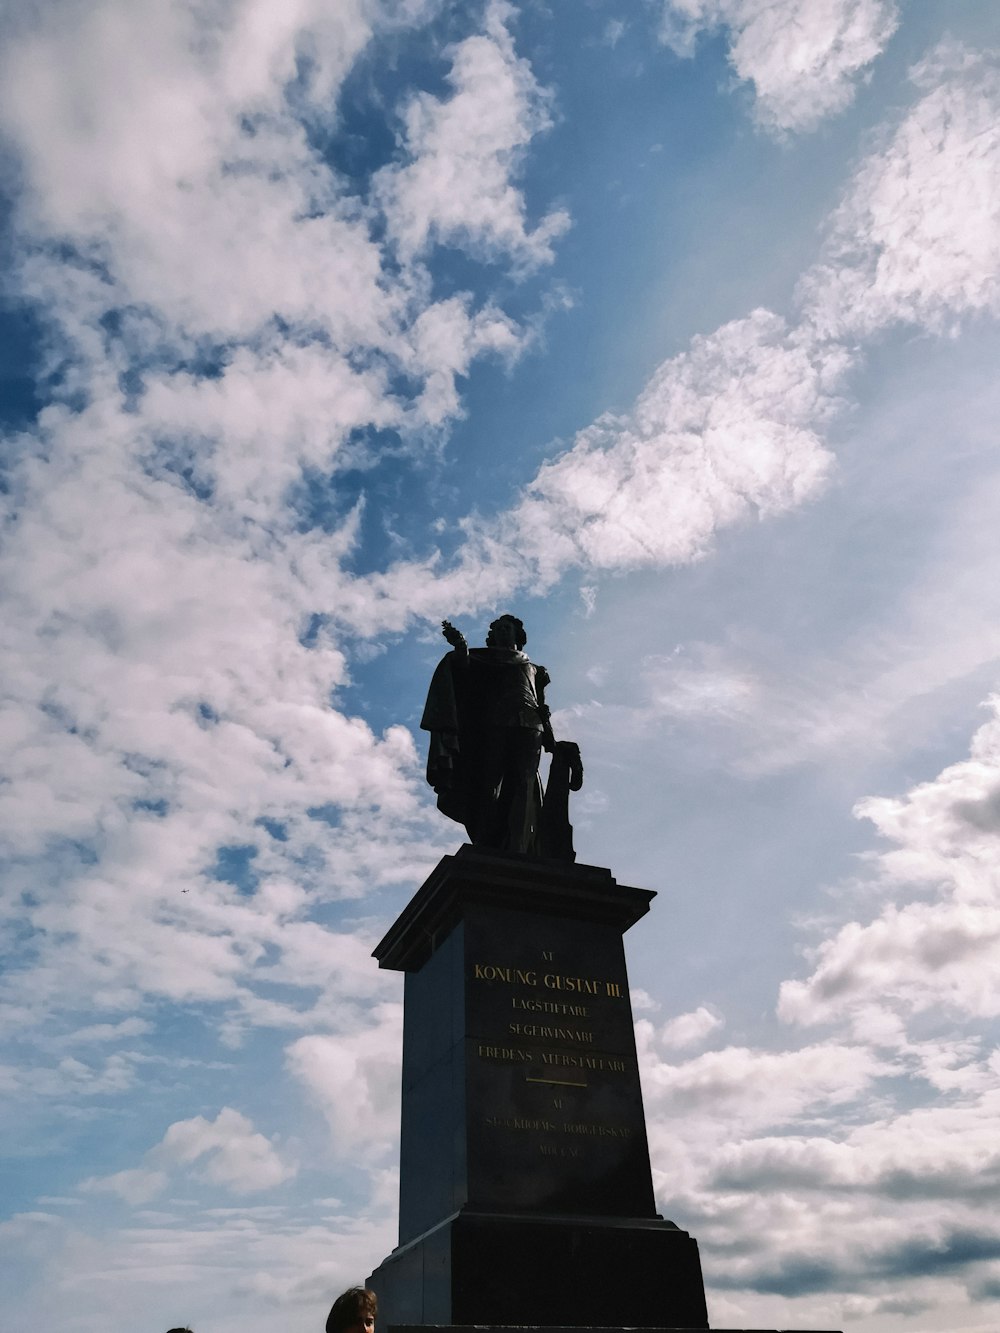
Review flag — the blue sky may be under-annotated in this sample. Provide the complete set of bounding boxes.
[3,1,1000,1330]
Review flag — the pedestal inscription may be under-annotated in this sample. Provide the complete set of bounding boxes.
[463,903,655,1217]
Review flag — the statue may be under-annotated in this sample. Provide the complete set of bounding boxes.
[420,615,583,859]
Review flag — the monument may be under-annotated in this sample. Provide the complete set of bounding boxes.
[366,617,840,1333]
[421,616,582,859]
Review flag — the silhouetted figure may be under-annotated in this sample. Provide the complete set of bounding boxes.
[326,1286,377,1333]
[422,615,556,853]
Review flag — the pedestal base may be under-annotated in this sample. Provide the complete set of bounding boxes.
[367,1209,709,1329]
[389,1326,841,1332]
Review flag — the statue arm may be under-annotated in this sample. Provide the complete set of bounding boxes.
[441,620,469,664]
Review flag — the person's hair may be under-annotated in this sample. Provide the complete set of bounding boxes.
[486,614,527,649]
[165,1327,193,1332]
[326,1286,377,1333]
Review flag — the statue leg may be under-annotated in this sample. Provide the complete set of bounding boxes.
[468,728,543,853]
[467,730,509,848]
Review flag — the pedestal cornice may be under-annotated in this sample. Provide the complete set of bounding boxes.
[374,845,656,972]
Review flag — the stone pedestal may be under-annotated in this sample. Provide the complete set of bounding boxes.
[367,846,708,1329]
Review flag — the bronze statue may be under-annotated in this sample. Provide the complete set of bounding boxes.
[421,615,582,859]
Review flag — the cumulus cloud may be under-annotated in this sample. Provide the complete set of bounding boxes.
[658,0,900,132]
[79,1107,296,1202]
[779,698,1000,1029]
[156,1106,297,1191]
[375,0,569,268]
[800,42,1000,336]
[659,1005,724,1048]
[0,0,565,1054]
[0,0,396,343]
[286,1001,403,1160]
[631,688,1000,1317]
[316,308,851,640]
[658,0,901,132]
[642,1039,882,1127]
[711,1088,1000,1199]
[0,1052,137,1100]
[507,310,848,583]
[635,1002,1000,1318]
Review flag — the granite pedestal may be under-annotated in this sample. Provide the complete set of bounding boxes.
[367,847,707,1329]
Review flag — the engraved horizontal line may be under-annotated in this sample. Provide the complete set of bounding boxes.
[525,1076,587,1088]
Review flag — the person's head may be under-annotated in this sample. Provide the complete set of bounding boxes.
[486,614,526,650]
[165,1327,193,1332]
[326,1286,377,1333]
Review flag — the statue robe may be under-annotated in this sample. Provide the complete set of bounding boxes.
[420,646,550,852]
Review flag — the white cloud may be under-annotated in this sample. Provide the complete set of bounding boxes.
[630,987,660,1013]
[375,0,569,269]
[508,310,848,584]
[659,1005,724,1048]
[634,999,1000,1323]
[641,1039,882,1128]
[78,1107,296,1203]
[0,1,398,344]
[404,295,526,427]
[658,0,900,132]
[1,1201,397,1330]
[711,1087,1000,1198]
[80,1167,169,1206]
[779,698,1000,1029]
[640,649,758,722]
[54,1018,151,1046]
[286,1001,403,1161]
[328,306,848,638]
[156,1106,297,1192]
[280,36,1000,651]
[0,0,568,1052]
[800,42,1000,336]
[0,1052,137,1100]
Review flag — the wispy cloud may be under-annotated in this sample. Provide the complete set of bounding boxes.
[375,0,570,269]
[657,0,900,132]
[800,41,1000,334]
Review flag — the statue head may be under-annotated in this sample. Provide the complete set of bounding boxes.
[486,614,527,650]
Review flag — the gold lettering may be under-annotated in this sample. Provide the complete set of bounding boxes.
[477,1043,534,1063]
[509,1023,594,1043]
[560,1122,633,1138]
[473,963,538,986]
[511,997,590,1017]
[486,1115,557,1131]
[535,1052,629,1074]
[543,973,603,995]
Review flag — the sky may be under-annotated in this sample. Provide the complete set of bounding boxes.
[2,0,1000,1330]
